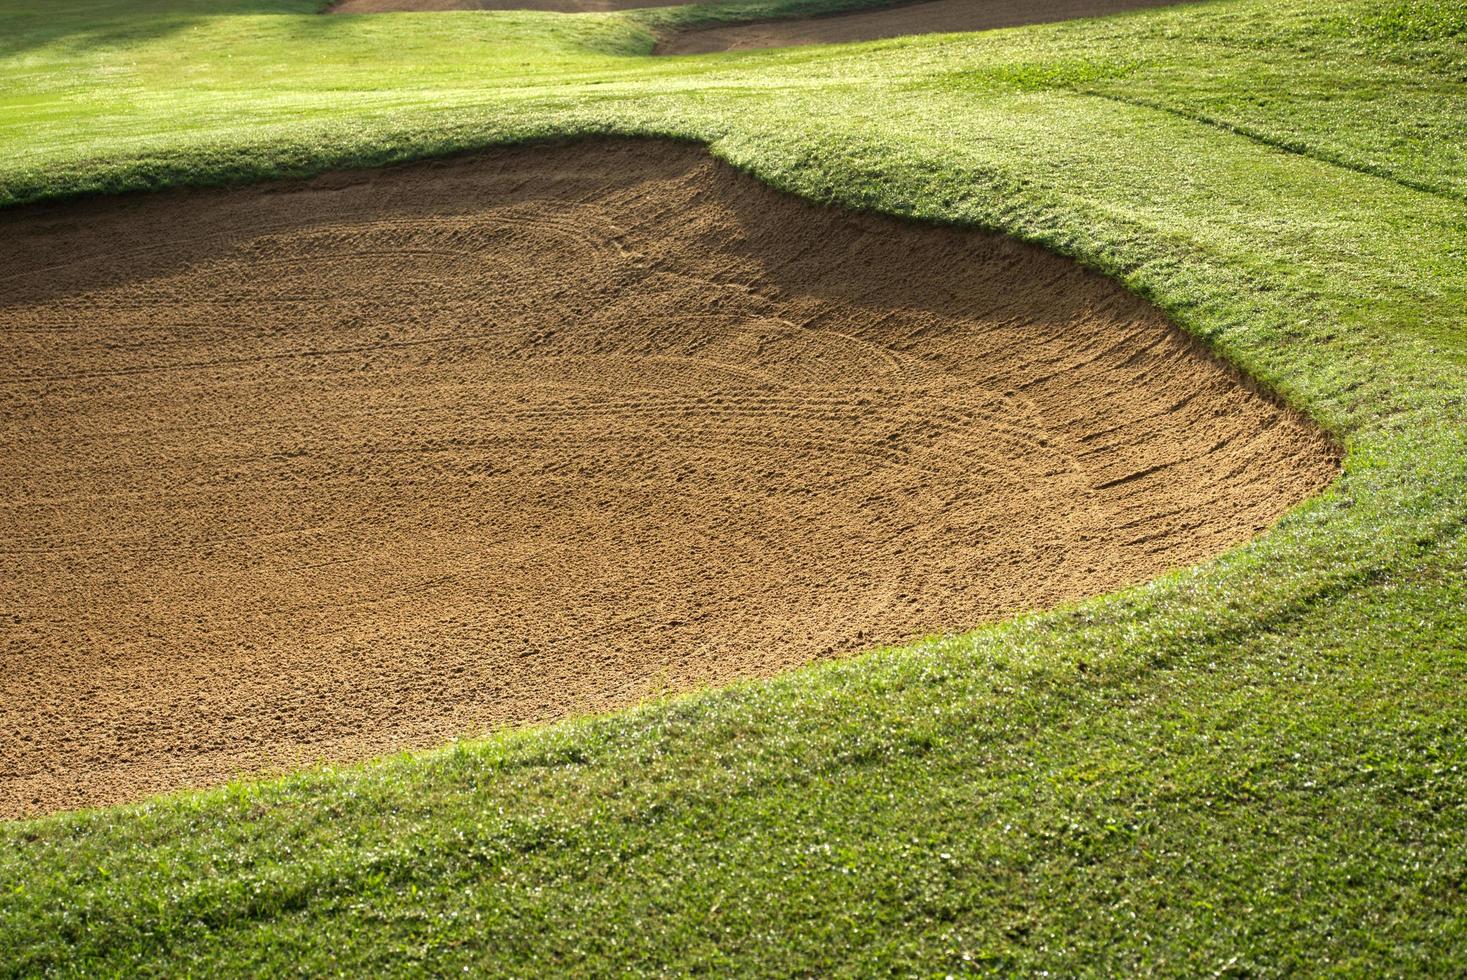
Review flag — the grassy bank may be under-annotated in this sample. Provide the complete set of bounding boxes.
[1,0,1464,973]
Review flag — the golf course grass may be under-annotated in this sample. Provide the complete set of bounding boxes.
[1,0,1464,973]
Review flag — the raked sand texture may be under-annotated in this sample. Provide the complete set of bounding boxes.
[0,141,1336,818]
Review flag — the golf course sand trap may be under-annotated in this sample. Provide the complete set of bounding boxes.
[330,0,1194,44]
[659,0,1191,54]
[332,0,707,12]
[0,140,1337,818]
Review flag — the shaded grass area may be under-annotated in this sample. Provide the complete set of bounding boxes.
[1,0,1465,973]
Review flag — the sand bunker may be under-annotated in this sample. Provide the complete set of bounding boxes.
[332,0,702,12]
[330,0,1197,53]
[659,0,1192,54]
[0,140,1335,818]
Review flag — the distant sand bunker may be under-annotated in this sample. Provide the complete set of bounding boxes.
[329,0,1197,54]
[332,0,696,10]
[0,141,1336,818]
[658,0,1193,55]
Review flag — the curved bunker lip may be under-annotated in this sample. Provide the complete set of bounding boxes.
[0,139,1338,819]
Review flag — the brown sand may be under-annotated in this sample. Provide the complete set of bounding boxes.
[331,0,703,12]
[659,0,1194,54]
[328,0,1198,51]
[0,140,1336,818]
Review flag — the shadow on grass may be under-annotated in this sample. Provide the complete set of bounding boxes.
[0,0,323,58]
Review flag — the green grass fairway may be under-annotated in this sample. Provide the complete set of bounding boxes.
[2,0,1465,973]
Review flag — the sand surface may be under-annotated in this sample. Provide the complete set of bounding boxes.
[660,0,1190,53]
[331,0,1195,53]
[332,0,703,12]
[0,140,1336,818]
